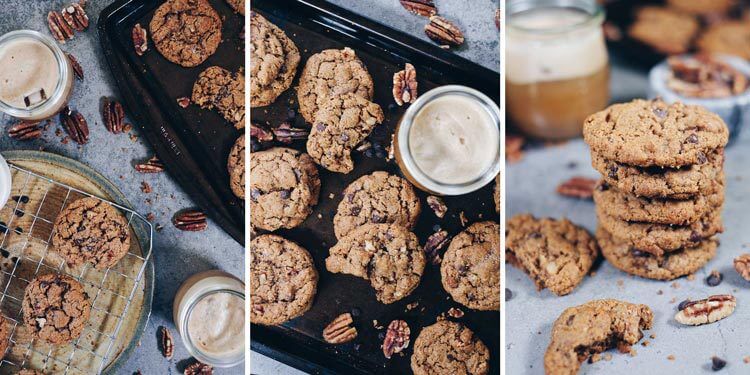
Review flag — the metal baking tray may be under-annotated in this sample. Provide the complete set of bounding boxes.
[250,0,500,373]
[97,0,245,243]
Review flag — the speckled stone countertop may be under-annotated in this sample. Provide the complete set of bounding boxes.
[0,1,243,374]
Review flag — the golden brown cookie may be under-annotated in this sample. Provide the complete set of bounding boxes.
[698,21,750,60]
[0,316,9,360]
[250,12,300,107]
[192,66,245,129]
[227,134,245,199]
[225,0,244,14]
[149,0,222,67]
[22,274,91,345]
[667,0,735,15]
[628,6,699,55]
[411,321,490,375]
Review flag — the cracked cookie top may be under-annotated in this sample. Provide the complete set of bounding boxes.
[250,12,300,107]
[441,221,500,311]
[411,320,490,375]
[22,274,91,345]
[250,234,318,325]
[149,0,222,67]
[326,223,425,304]
[52,197,131,270]
[333,171,421,239]
[307,93,384,173]
[192,66,245,129]
[249,147,320,231]
[0,315,9,360]
[227,134,245,199]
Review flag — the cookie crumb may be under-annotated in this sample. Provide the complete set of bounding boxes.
[687,273,696,281]
[671,282,680,289]
[603,353,613,361]
[641,340,650,347]
[589,353,601,363]
[668,354,676,361]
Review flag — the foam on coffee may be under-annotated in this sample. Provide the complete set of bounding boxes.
[0,36,60,109]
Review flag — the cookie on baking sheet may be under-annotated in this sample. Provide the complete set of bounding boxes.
[192,66,245,129]
[583,99,729,167]
[494,173,501,214]
[591,150,724,199]
[306,93,384,173]
[593,181,724,226]
[227,134,245,199]
[544,299,653,375]
[250,12,300,107]
[249,147,320,231]
[667,0,735,15]
[297,47,374,124]
[333,171,421,239]
[595,203,723,256]
[149,0,222,67]
[326,223,425,304]
[628,6,699,55]
[441,221,500,311]
[225,0,244,14]
[698,21,750,60]
[597,227,716,280]
[411,320,490,375]
[52,197,131,270]
[505,214,598,296]
[250,234,318,325]
[22,274,91,345]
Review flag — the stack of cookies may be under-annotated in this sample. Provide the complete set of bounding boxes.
[583,99,729,280]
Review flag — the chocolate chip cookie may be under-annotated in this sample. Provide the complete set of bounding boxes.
[593,181,724,226]
[583,99,729,167]
[192,66,245,129]
[441,221,500,311]
[411,320,490,375]
[307,93,384,173]
[544,299,653,375]
[250,234,318,325]
[0,316,9,360]
[22,274,91,345]
[597,227,717,280]
[52,197,131,270]
[227,134,245,199]
[250,12,300,107]
[698,21,750,60]
[326,223,425,304]
[250,147,320,231]
[225,0,244,14]
[506,214,598,296]
[149,0,222,67]
[628,6,699,55]
[667,0,735,14]
[297,47,374,124]
[333,171,421,239]
[591,150,724,199]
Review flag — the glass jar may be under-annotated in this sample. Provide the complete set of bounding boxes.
[0,30,74,121]
[173,270,245,368]
[506,0,610,140]
[394,85,502,195]
[0,154,10,210]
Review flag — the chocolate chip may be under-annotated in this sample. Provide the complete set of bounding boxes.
[315,123,326,131]
[653,107,667,119]
[697,152,708,164]
[280,190,291,199]
[706,270,723,287]
[505,288,513,301]
[14,209,23,217]
[529,232,542,239]
[14,227,22,234]
[689,231,702,242]
[286,109,297,121]
[686,134,699,143]
[711,356,726,371]
[678,299,691,311]
[250,189,261,200]
[371,212,385,223]
[340,133,350,142]
[351,307,361,317]
[631,249,649,257]
[607,165,619,179]
[0,250,8,258]
[350,206,361,216]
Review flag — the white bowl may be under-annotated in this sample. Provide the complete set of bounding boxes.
[0,154,10,210]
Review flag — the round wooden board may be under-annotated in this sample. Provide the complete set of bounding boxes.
[0,150,154,375]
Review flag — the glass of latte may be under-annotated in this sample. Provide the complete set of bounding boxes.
[506,0,610,140]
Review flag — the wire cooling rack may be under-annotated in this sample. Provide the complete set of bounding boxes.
[0,163,153,374]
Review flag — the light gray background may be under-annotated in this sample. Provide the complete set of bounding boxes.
[250,0,500,373]
[506,54,750,374]
[0,1,244,374]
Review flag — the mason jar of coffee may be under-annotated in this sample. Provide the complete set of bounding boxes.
[506,0,610,140]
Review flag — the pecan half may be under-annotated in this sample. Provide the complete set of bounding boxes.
[667,54,748,98]
[734,254,750,281]
[674,294,736,326]
[250,123,274,142]
[556,177,597,199]
[67,53,84,80]
[173,209,208,231]
[160,326,173,359]
[135,156,165,173]
[176,97,191,108]
[447,307,464,318]
[424,230,450,265]
[382,320,410,359]
[8,121,42,140]
[184,361,213,375]
[393,63,418,106]
[60,106,89,144]
[132,23,148,56]
[61,3,89,32]
[426,195,447,218]
[424,16,464,47]
[102,97,126,134]
[273,122,309,143]
[400,0,436,17]
[47,11,74,43]
[323,313,357,344]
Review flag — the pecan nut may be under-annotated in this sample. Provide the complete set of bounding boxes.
[160,326,174,359]
[667,54,748,98]
[382,320,410,359]
[60,106,89,144]
[61,3,89,32]
[674,294,736,326]
[67,53,84,81]
[734,254,750,281]
[426,195,447,218]
[8,121,42,141]
[47,11,74,43]
[447,307,464,318]
[132,23,149,56]
[323,313,357,344]
[424,230,449,265]
[393,63,418,106]
[173,209,208,231]
[273,122,309,143]
[102,97,126,134]
[556,177,597,199]
[424,16,464,47]
[184,361,213,375]
[251,123,274,142]
[135,156,165,173]
[400,0,436,17]
[176,97,191,108]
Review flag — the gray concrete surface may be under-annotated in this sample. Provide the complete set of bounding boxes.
[0,1,244,374]
[250,0,499,373]
[506,55,750,373]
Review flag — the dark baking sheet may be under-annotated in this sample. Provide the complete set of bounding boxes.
[98,0,245,243]
[250,0,500,374]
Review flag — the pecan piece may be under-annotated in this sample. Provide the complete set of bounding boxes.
[323,313,357,344]
[67,53,84,81]
[61,3,89,32]
[273,122,309,143]
[250,123,274,142]
[59,106,89,144]
[495,8,501,30]
[734,254,750,281]
[184,361,213,375]
[173,209,208,231]
[674,294,736,326]
[424,230,450,265]
[102,97,126,134]
[48,11,74,43]
[132,23,148,56]
[135,156,165,173]
[176,97,191,108]
[424,16,464,47]
[8,121,42,140]
[447,307,464,318]
[399,0,436,17]
[426,195,447,218]
[556,177,597,199]
[506,134,525,163]
[393,63,418,106]
[382,320,410,359]
[160,326,173,359]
